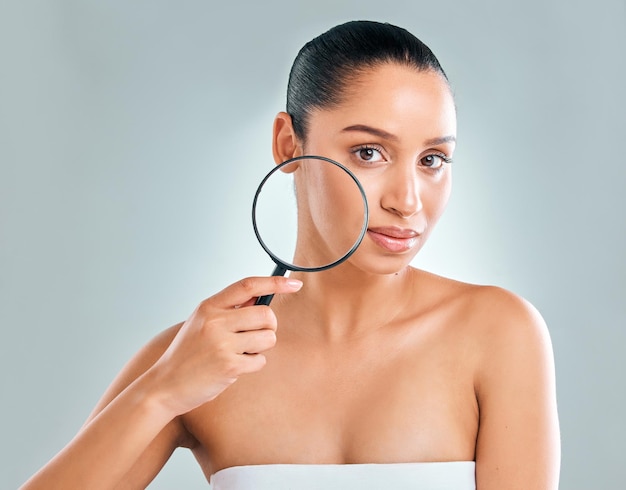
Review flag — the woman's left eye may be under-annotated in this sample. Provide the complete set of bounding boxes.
[420,153,451,169]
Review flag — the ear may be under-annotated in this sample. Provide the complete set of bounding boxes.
[272,112,303,165]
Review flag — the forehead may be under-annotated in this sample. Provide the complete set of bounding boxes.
[310,64,456,144]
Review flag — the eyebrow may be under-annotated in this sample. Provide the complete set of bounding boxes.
[342,124,399,142]
[424,135,456,146]
[341,124,456,146]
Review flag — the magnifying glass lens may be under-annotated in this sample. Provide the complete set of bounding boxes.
[253,156,368,273]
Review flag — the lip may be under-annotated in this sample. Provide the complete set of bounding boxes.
[367,227,421,253]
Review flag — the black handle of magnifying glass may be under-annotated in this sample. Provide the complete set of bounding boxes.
[255,263,288,306]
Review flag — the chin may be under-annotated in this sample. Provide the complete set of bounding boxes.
[344,248,420,277]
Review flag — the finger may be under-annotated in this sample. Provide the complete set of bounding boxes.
[220,304,278,333]
[237,353,267,374]
[212,276,302,309]
[235,328,277,355]
[236,297,260,309]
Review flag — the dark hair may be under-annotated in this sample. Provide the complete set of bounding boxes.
[286,20,449,141]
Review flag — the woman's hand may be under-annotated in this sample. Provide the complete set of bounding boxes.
[147,275,303,417]
[20,275,302,490]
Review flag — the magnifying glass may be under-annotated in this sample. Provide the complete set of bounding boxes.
[252,155,369,305]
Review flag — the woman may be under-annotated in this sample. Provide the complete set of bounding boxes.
[22,20,560,489]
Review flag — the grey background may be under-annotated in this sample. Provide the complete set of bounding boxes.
[1,1,624,488]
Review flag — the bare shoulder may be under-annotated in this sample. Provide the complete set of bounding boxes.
[411,268,560,487]
[411,267,550,347]
[458,282,553,373]
[409,267,556,391]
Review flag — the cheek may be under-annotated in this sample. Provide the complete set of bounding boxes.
[318,164,367,233]
[424,171,452,223]
[296,163,368,246]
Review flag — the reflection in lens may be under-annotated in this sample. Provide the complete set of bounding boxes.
[252,156,368,272]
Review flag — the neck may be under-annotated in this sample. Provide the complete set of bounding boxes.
[278,263,415,342]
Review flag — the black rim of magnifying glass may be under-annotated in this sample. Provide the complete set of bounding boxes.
[252,155,369,273]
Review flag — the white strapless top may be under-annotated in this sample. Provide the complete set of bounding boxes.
[210,462,476,489]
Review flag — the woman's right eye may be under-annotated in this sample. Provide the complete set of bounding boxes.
[352,146,385,163]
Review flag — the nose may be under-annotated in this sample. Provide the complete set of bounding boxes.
[380,164,423,218]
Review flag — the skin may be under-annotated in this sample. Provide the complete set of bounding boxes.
[21,63,560,489]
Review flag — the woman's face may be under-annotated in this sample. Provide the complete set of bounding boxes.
[295,63,457,275]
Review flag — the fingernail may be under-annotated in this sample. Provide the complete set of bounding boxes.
[286,279,303,290]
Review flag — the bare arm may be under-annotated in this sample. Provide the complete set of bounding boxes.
[80,325,191,490]
[20,276,303,490]
[474,288,560,489]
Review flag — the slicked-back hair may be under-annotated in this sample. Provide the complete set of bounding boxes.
[286,20,448,141]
